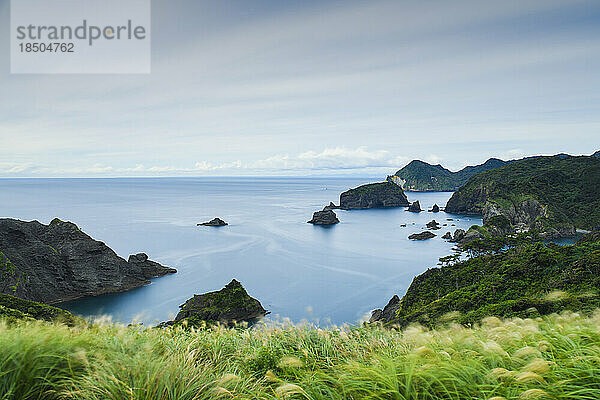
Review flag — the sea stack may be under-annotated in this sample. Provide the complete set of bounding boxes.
[308,209,340,225]
[407,201,422,212]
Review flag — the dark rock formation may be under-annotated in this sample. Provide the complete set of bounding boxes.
[429,204,440,212]
[459,228,487,244]
[198,218,228,227]
[442,232,452,240]
[451,229,466,242]
[0,218,177,304]
[426,220,441,230]
[369,295,400,324]
[173,279,267,327]
[128,253,177,279]
[408,231,436,240]
[400,224,407,227]
[339,182,409,209]
[323,202,339,211]
[407,201,422,212]
[308,209,340,225]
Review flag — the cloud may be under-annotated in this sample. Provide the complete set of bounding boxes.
[1,0,599,177]
[0,147,409,177]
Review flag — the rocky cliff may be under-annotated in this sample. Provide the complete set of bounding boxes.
[339,182,409,209]
[0,218,176,304]
[445,155,600,238]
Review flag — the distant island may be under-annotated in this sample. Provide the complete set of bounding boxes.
[387,158,510,191]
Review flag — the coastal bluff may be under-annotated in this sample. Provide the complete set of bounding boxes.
[0,218,176,304]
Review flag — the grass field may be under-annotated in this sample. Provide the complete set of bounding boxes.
[1,310,600,400]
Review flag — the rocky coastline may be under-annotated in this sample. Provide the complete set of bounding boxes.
[0,218,176,304]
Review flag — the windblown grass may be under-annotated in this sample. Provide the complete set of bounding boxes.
[1,311,600,399]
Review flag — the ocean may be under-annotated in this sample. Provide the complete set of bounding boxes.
[0,177,481,326]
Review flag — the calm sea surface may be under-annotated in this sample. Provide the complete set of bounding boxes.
[0,177,481,326]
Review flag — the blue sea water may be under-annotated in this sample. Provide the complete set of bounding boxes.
[0,177,481,326]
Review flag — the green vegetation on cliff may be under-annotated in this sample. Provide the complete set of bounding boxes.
[172,279,267,328]
[388,158,509,191]
[339,181,409,209]
[0,293,81,326]
[378,232,600,328]
[445,155,600,233]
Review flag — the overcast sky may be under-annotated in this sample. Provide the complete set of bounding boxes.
[1,0,599,177]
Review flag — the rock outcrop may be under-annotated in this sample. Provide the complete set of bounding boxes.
[308,209,340,225]
[408,231,436,240]
[426,220,441,230]
[407,201,422,212]
[369,295,400,324]
[450,229,466,242]
[0,218,177,304]
[339,182,409,209]
[198,218,228,227]
[172,279,267,327]
[441,232,452,240]
[429,204,440,212]
[323,202,339,211]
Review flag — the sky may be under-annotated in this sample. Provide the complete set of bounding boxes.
[1,0,599,177]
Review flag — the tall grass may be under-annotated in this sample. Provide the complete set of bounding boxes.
[1,311,600,399]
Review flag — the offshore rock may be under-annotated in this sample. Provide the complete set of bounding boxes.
[407,201,422,212]
[426,220,441,230]
[173,279,267,327]
[339,182,409,209]
[198,218,228,227]
[409,231,436,240]
[308,209,340,225]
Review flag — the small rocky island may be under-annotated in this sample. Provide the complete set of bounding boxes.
[426,220,441,230]
[308,208,340,225]
[166,279,268,328]
[0,218,177,304]
[407,201,422,212]
[408,231,436,240]
[198,218,228,227]
[339,182,409,209]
